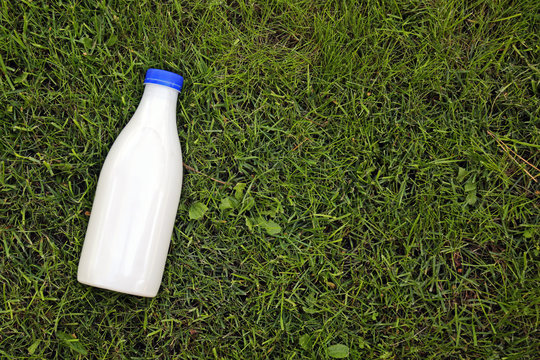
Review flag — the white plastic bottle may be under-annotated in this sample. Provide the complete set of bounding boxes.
[77,69,184,297]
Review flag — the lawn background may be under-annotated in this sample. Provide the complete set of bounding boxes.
[1,0,539,358]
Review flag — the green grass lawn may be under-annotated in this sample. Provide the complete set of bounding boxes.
[1,0,539,358]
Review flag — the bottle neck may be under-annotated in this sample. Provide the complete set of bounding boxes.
[131,83,179,130]
[139,83,179,111]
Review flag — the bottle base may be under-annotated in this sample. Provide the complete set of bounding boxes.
[77,276,158,298]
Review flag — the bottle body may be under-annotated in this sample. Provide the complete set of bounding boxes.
[78,83,182,297]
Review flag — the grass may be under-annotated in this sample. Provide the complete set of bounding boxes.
[1,0,539,358]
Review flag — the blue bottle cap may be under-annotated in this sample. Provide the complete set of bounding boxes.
[144,68,184,92]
